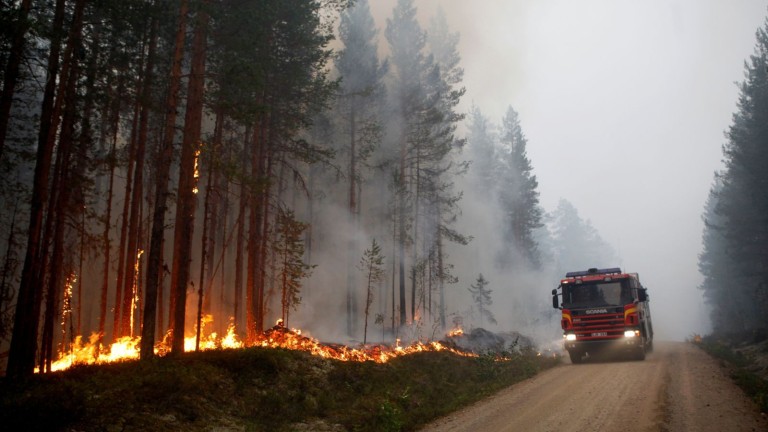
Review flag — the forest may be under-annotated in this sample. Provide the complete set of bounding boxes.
[698,16,768,339]
[0,0,624,378]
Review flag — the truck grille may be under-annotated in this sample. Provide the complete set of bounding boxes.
[571,311,624,340]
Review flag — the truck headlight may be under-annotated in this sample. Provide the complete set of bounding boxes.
[565,333,577,341]
[624,330,640,338]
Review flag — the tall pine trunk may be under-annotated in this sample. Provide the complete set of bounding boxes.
[7,0,72,377]
[113,96,140,339]
[39,18,84,369]
[346,103,357,337]
[234,128,249,336]
[141,0,188,359]
[246,116,267,342]
[121,15,157,337]
[170,3,208,354]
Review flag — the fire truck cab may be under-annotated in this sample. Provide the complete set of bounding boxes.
[552,267,653,363]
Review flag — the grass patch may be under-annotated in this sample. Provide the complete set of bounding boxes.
[0,347,558,431]
[699,336,768,413]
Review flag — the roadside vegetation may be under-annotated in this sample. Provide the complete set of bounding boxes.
[698,333,768,413]
[0,347,559,431]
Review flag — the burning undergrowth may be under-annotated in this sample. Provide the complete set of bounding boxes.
[1,331,560,432]
[37,319,484,373]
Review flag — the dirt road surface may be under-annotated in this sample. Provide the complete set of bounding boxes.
[420,341,767,432]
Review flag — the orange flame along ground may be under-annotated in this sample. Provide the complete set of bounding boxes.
[39,317,478,373]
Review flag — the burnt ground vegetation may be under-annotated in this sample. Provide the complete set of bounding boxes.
[0,346,558,431]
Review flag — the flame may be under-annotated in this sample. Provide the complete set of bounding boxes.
[192,147,202,194]
[61,273,76,337]
[448,327,464,337]
[38,317,478,373]
[255,325,476,363]
[130,250,143,336]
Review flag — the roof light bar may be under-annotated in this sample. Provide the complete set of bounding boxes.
[564,267,622,278]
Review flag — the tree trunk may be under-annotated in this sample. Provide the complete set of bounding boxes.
[195,115,219,350]
[113,95,140,339]
[7,0,72,378]
[0,0,33,159]
[141,0,188,360]
[346,102,357,337]
[121,14,157,338]
[246,116,267,342]
[170,2,209,354]
[234,128,249,336]
[256,123,273,334]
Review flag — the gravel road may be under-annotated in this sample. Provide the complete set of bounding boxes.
[420,341,767,432]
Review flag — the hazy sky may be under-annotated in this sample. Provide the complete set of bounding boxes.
[367,0,768,340]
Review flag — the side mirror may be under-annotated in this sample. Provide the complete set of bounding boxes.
[638,288,648,302]
[552,288,560,309]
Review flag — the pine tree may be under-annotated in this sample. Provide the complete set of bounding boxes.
[706,17,768,332]
[335,0,387,337]
[386,0,427,328]
[169,0,210,354]
[275,208,313,327]
[466,106,498,196]
[358,238,385,344]
[698,175,748,333]
[548,199,619,277]
[468,273,496,328]
[498,106,543,269]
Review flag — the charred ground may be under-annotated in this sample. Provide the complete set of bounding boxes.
[0,343,557,431]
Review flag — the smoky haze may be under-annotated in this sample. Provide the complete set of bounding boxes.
[355,0,768,342]
[3,1,764,366]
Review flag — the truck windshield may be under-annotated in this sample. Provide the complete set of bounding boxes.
[562,281,632,308]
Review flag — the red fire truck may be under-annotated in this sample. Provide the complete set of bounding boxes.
[551,267,653,363]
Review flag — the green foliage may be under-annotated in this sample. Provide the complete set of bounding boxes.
[468,273,496,327]
[359,238,386,343]
[275,208,314,323]
[497,106,543,269]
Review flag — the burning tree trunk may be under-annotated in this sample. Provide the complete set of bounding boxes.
[170,2,209,354]
[113,95,140,339]
[39,14,86,369]
[121,16,157,337]
[98,69,124,343]
[141,0,188,360]
[7,0,75,378]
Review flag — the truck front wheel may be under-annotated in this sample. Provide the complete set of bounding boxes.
[634,339,646,361]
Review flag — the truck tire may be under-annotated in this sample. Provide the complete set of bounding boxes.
[569,350,583,364]
[634,339,646,361]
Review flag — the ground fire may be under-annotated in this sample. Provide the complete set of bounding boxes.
[38,318,478,373]
[552,267,654,363]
